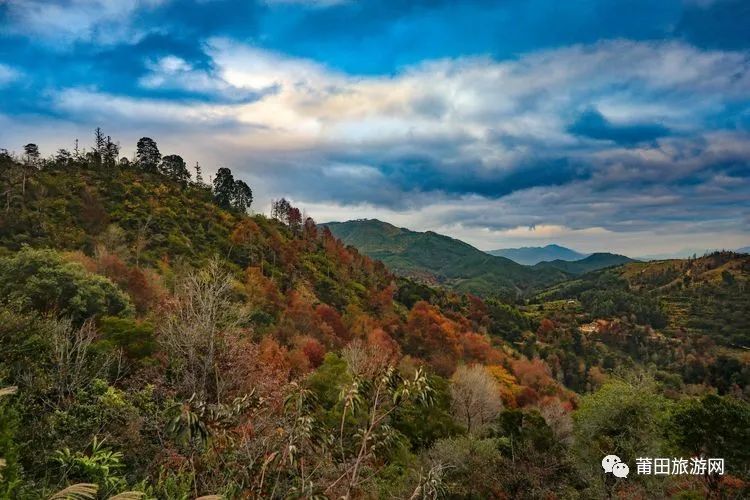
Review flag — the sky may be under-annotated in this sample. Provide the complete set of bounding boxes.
[1,0,749,256]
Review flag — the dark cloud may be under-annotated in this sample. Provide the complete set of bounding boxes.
[568,109,671,145]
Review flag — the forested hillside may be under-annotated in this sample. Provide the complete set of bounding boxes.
[0,137,748,499]
[324,219,568,298]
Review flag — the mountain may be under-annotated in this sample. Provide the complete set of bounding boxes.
[538,251,750,347]
[488,244,588,265]
[533,252,634,275]
[323,219,570,296]
[2,145,749,500]
[738,246,750,254]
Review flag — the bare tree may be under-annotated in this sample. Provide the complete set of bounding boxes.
[49,318,113,400]
[159,258,237,401]
[450,364,503,435]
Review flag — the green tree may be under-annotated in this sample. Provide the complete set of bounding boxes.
[212,167,235,209]
[0,247,133,323]
[574,376,669,497]
[159,154,191,185]
[667,394,750,489]
[232,179,253,212]
[136,137,161,172]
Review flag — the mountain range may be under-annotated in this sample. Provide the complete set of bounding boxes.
[488,244,588,265]
[533,252,634,275]
[324,219,634,297]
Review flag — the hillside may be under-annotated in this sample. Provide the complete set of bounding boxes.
[324,219,570,297]
[0,146,748,499]
[488,244,587,265]
[533,252,634,275]
[0,147,586,498]
[538,252,750,346]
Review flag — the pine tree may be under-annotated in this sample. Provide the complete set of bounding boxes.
[213,167,235,209]
[232,180,253,213]
[159,154,191,185]
[136,137,161,172]
[194,162,204,185]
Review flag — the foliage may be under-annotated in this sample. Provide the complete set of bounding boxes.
[0,247,133,322]
[0,139,746,498]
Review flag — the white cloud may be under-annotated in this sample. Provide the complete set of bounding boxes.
[0,0,167,44]
[26,38,750,253]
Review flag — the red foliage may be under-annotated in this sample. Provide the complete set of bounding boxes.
[460,332,502,364]
[93,249,165,313]
[404,301,463,371]
[368,283,396,313]
[537,318,555,338]
[466,294,488,325]
[367,327,401,361]
[510,357,565,405]
[315,304,351,342]
[301,337,326,367]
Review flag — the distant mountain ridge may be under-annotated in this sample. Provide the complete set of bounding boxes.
[533,252,634,275]
[323,219,570,297]
[488,244,588,265]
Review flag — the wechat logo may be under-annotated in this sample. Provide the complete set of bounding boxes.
[602,455,629,478]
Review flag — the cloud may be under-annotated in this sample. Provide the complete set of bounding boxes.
[568,108,671,145]
[0,63,19,86]
[3,31,749,254]
[138,54,276,103]
[0,0,167,45]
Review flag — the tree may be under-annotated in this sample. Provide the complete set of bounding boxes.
[136,137,161,172]
[232,179,253,212]
[102,135,119,168]
[667,394,750,491]
[55,149,72,165]
[425,436,503,498]
[94,127,106,153]
[287,207,302,234]
[158,259,237,400]
[159,154,191,184]
[212,167,235,209]
[21,144,40,196]
[450,364,503,434]
[271,198,292,223]
[194,161,204,185]
[23,143,40,165]
[0,247,133,323]
[574,376,668,497]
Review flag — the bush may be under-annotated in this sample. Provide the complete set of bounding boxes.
[0,247,133,323]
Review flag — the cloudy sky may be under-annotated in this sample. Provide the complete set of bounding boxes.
[1,0,749,256]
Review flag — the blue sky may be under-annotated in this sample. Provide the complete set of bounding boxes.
[1,0,749,255]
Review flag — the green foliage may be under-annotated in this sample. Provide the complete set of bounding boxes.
[392,375,461,450]
[135,137,161,173]
[97,317,156,362]
[0,146,746,498]
[0,386,22,497]
[53,437,127,495]
[667,394,750,474]
[0,247,133,322]
[574,376,669,496]
[159,154,190,185]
